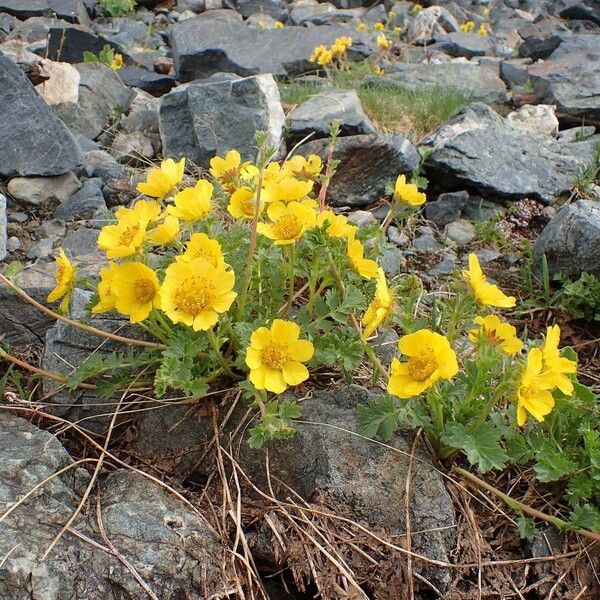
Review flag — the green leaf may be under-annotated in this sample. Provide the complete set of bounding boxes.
[83,50,99,63]
[517,516,537,541]
[247,399,301,448]
[569,505,600,532]
[534,450,578,482]
[3,261,24,281]
[357,394,401,441]
[443,422,508,473]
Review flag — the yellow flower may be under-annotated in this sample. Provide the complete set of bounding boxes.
[274,20,284,28]
[110,262,160,323]
[268,176,314,203]
[159,258,237,331]
[388,10,396,18]
[110,53,124,70]
[282,154,323,181]
[227,186,265,219]
[478,24,488,36]
[460,20,475,32]
[412,3,423,13]
[136,158,185,198]
[468,315,523,355]
[388,329,458,398]
[176,232,224,268]
[331,35,352,57]
[317,49,333,66]
[393,26,404,34]
[347,238,378,279]
[92,262,119,315]
[374,22,385,32]
[357,22,368,32]
[362,267,394,339]
[540,325,577,395]
[167,179,213,222]
[317,210,357,239]
[246,319,314,393]
[483,7,491,16]
[516,348,556,426]
[463,253,516,308]
[377,33,391,50]
[257,201,315,245]
[148,214,180,245]
[394,174,426,206]
[309,44,328,63]
[373,65,385,76]
[115,199,161,223]
[210,150,257,192]
[47,248,76,313]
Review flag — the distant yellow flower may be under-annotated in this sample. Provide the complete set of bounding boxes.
[540,325,577,395]
[47,249,76,313]
[483,7,491,16]
[176,232,224,268]
[115,199,161,223]
[388,329,458,398]
[228,186,265,219]
[463,253,516,308]
[317,210,357,239]
[374,22,385,32]
[331,35,352,57]
[257,201,315,245]
[309,44,328,63]
[412,3,423,13]
[468,315,523,355]
[274,20,284,28]
[347,238,378,279]
[167,179,213,222]
[110,53,124,70]
[257,20,266,29]
[516,348,556,426]
[282,154,323,181]
[394,174,426,206]
[136,158,185,198]
[460,20,475,32]
[377,33,391,49]
[210,149,257,192]
[317,49,333,66]
[362,267,394,339]
[148,214,180,245]
[92,262,119,315]
[388,10,396,18]
[159,258,236,331]
[373,65,385,76]
[357,21,368,32]
[111,262,160,323]
[478,24,488,36]
[246,319,314,393]
[393,26,404,34]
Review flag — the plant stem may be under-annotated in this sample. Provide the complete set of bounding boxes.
[282,244,296,315]
[206,328,237,379]
[381,201,396,234]
[471,379,511,432]
[426,385,445,448]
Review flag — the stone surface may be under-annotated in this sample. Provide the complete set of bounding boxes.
[506,103,559,137]
[0,0,87,22]
[117,66,176,97]
[7,172,81,206]
[0,51,81,178]
[47,23,123,64]
[160,73,285,168]
[0,194,6,262]
[445,218,476,245]
[433,31,497,58]
[54,177,106,219]
[406,5,459,45]
[169,19,373,81]
[234,0,285,19]
[425,190,468,227]
[111,130,155,163]
[297,133,420,207]
[288,88,375,139]
[421,103,594,204]
[518,16,571,60]
[534,199,600,279]
[36,60,80,105]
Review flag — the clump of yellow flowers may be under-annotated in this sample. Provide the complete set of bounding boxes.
[309,36,352,68]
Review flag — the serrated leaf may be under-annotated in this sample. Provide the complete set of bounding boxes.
[569,505,600,532]
[534,451,578,482]
[357,395,401,441]
[517,516,537,541]
[443,422,508,473]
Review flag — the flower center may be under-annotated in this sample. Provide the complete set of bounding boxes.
[119,224,140,246]
[273,214,302,240]
[407,349,437,382]
[56,265,66,283]
[134,279,156,303]
[175,277,214,315]
[262,343,288,370]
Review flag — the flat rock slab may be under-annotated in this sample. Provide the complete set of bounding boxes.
[169,20,374,81]
[421,102,595,204]
[0,51,81,178]
[0,0,87,22]
[433,31,497,58]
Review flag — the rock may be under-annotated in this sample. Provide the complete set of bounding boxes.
[421,103,594,205]
[6,236,20,253]
[499,58,532,88]
[425,190,468,227]
[7,172,81,206]
[36,60,80,105]
[0,194,6,261]
[51,62,132,140]
[287,89,375,140]
[117,66,176,96]
[558,125,596,142]
[347,209,378,228]
[506,104,559,137]
[363,63,508,105]
[406,5,459,45]
[0,0,88,22]
[0,39,48,84]
[429,254,457,276]
[47,23,119,63]
[0,51,81,178]
[387,225,409,247]
[27,236,57,260]
[80,149,127,183]
[433,31,497,59]
[54,177,106,219]
[413,233,443,251]
[288,0,338,26]
[379,245,407,277]
[297,133,419,207]
[169,19,373,81]
[444,218,476,245]
[463,196,507,221]
[518,16,570,60]
[159,74,285,168]
[111,130,155,163]
[476,248,501,264]
[40,218,67,238]
[534,199,600,279]
[0,412,231,600]
[234,0,285,19]
[558,1,600,26]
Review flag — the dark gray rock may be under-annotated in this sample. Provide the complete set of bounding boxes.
[297,133,420,207]
[0,0,88,22]
[169,19,373,81]
[159,73,285,167]
[117,66,175,96]
[47,23,123,63]
[55,177,106,219]
[518,16,571,60]
[534,199,600,279]
[363,63,508,105]
[433,31,497,58]
[421,103,594,204]
[444,218,476,245]
[559,1,600,26]
[0,194,6,262]
[7,172,81,206]
[500,58,532,88]
[288,88,375,139]
[79,149,127,182]
[0,51,81,178]
[111,130,155,163]
[425,190,468,227]
[234,0,285,19]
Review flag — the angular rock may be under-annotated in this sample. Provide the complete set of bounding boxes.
[0,194,6,262]
[0,0,88,22]
[421,103,594,204]
[111,130,155,163]
[506,104,559,137]
[558,125,596,143]
[47,23,119,63]
[534,199,600,279]
[36,60,80,104]
[406,5,459,45]
[288,88,375,140]
[169,19,373,81]
[0,51,81,178]
[558,1,600,26]
[433,31,497,58]
[425,190,468,227]
[297,133,419,207]
[117,65,175,96]
[159,73,285,168]
[54,177,106,219]
[7,172,81,206]
[518,16,571,60]
[500,58,532,88]
[444,218,476,245]
[234,0,285,19]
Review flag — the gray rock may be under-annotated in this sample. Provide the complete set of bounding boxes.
[234,0,285,19]
[47,23,124,63]
[0,194,6,261]
[363,63,508,105]
[387,225,409,247]
[406,5,459,45]
[27,236,57,260]
[499,58,532,88]
[433,31,497,58]
[463,196,506,221]
[534,199,600,279]
[379,245,407,277]
[169,19,373,81]
[6,236,20,253]
[297,133,419,207]
[559,1,600,25]
[444,218,476,245]
[0,0,88,22]
[111,130,155,163]
[288,89,375,140]
[413,234,443,251]
[347,209,378,228]
[0,412,231,600]
[475,248,501,263]
[425,190,468,227]
[518,16,571,60]
[429,254,457,276]
[159,73,285,168]
[421,103,594,204]
[0,51,82,178]
[7,172,81,206]
[558,125,596,143]
[55,178,107,219]
[40,218,67,238]
[117,66,175,97]
[80,149,126,182]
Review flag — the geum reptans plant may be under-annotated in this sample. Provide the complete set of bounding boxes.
[41,127,600,533]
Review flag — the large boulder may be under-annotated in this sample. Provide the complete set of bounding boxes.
[169,19,373,81]
[406,5,459,45]
[421,103,596,204]
[0,0,88,22]
[159,73,285,167]
[534,199,600,279]
[0,51,81,178]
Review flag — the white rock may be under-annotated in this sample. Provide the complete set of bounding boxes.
[36,61,80,105]
[506,104,559,137]
[407,6,459,45]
